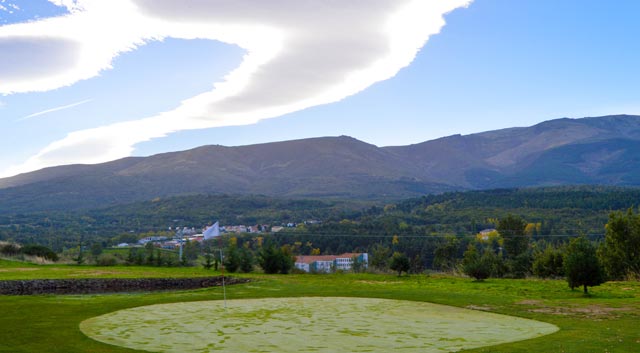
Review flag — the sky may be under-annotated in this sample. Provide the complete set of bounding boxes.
[0,0,639,178]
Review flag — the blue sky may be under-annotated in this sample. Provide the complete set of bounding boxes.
[1,0,639,177]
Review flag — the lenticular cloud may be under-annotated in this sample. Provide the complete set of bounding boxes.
[0,0,471,177]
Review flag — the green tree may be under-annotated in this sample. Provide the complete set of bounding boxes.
[182,240,200,266]
[389,252,410,276]
[532,244,564,278]
[599,209,640,280]
[498,214,530,277]
[278,244,295,274]
[202,252,215,270]
[370,244,391,270]
[564,237,605,295]
[351,255,365,273]
[433,236,460,272]
[498,214,528,256]
[258,243,293,274]
[239,247,254,273]
[74,235,85,265]
[224,246,241,273]
[461,244,494,281]
[90,243,103,257]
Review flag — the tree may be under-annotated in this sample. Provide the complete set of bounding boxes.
[224,246,241,273]
[239,247,254,273]
[258,243,293,274]
[564,237,605,295]
[202,252,215,270]
[498,215,530,277]
[278,244,295,274]
[370,244,391,270]
[433,236,460,272]
[532,244,564,278]
[182,240,201,265]
[90,243,103,257]
[74,235,85,265]
[461,244,495,281]
[351,255,365,273]
[498,214,528,258]
[389,252,410,276]
[599,208,640,280]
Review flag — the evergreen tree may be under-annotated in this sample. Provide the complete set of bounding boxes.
[498,214,530,277]
[564,237,605,294]
[389,252,410,276]
[599,208,640,280]
[239,247,254,273]
[461,243,495,281]
[202,252,215,270]
[224,246,241,273]
[533,244,564,278]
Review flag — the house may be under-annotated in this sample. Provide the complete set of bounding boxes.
[295,253,368,273]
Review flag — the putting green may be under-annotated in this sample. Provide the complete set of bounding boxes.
[80,297,557,352]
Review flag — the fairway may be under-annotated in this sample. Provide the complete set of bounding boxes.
[81,297,557,353]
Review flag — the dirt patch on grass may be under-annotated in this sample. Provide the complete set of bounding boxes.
[356,280,403,285]
[516,299,543,305]
[466,305,493,311]
[529,304,632,319]
[67,270,127,277]
[0,268,38,272]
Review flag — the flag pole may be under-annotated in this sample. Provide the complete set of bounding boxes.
[219,238,227,310]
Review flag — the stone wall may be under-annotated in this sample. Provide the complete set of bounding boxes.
[0,276,248,295]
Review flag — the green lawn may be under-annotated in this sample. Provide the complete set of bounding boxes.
[0,260,638,352]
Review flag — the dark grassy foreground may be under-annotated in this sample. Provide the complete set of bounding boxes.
[0,261,638,352]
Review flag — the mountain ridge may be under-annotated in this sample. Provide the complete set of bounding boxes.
[1,114,639,213]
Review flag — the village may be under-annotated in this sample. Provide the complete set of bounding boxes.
[115,221,368,273]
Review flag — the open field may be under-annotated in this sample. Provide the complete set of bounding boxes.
[0,261,639,352]
[0,259,215,280]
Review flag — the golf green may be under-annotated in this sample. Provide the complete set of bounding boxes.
[80,297,558,352]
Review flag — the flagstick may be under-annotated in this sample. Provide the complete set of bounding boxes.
[219,244,227,310]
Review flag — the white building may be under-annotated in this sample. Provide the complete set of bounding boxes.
[295,253,368,273]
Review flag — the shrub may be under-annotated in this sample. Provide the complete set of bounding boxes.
[0,243,21,256]
[21,244,59,261]
[96,253,118,266]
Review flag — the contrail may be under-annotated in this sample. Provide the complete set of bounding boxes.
[18,98,93,121]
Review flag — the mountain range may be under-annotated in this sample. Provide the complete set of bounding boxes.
[1,114,639,213]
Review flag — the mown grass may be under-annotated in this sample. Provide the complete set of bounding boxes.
[0,260,638,352]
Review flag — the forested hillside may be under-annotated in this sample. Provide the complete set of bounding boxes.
[1,186,638,252]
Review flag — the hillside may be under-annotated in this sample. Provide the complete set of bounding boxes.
[0,114,639,212]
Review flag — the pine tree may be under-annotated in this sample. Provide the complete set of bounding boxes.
[564,237,605,295]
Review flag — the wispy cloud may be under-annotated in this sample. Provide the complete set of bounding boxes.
[0,0,472,177]
[18,98,92,121]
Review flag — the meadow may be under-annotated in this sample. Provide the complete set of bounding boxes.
[0,260,638,352]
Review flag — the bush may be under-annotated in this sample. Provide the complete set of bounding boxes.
[389,252,410,276]
[461,244,496,281]
[96,253,118,266]
[0,243,21,256]
[533,245,564,278]
[21,244,59,261]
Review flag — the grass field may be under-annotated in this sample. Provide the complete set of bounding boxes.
[0,260,639,352]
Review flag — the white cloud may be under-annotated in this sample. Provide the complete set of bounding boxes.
[18,98,92,121]
[0,0,471,177]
